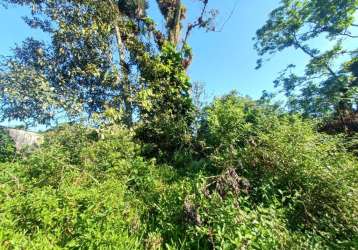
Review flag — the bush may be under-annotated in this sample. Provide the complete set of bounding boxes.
[198,92,277,170]
[0,128,16,162]
[0,125,148,249]
[200,93,358,248]
[0,180,142,249]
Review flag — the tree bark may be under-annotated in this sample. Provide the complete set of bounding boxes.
[108,0,133,126]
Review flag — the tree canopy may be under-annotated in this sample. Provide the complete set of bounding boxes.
[0,0,215,127]
[255,0,358,119]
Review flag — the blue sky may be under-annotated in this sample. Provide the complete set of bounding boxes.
[172,0,311,99]
[0,0,347,129]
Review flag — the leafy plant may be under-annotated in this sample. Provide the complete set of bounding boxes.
[0,128,16,162]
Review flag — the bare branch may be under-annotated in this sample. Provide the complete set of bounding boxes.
[182,0,209,47]
[181,0,239,48]
[214,0,239,33]
[339,32,358,38]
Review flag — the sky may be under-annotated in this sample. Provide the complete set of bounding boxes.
[0,0,342,128]
[167,0,312,99]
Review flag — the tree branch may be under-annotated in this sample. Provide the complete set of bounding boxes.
[182,0,209,48]
[107,0,133,126]
[214,0,239,33]
[292,34,342,84]
[339,32,358,38]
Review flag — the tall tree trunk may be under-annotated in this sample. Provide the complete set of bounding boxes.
[110,0,133,126]
[156,0,183,46]
[169,0,182,45]
[114,24,133,126]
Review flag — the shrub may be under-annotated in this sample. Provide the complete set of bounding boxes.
[0,125,147,249]
[200,93,358,247]
[198,92,280,171]
[244,118,358,246]
[0,128,16,162]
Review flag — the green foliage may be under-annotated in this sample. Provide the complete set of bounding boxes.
[0,1,120,124]
[0,128,15,162]
[0,125,151,249]
[255,0,358,118]
[198,92,279,170]
[200,93,358,248]
[0,180,142,249]
[136,43,195,162]
[1,100,357,249]
[0,0,207,130]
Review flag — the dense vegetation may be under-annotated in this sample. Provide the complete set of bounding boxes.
[1,94,357,249]
[0,0,357,249]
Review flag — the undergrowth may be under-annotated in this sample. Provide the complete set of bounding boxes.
[0,94,357,249]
